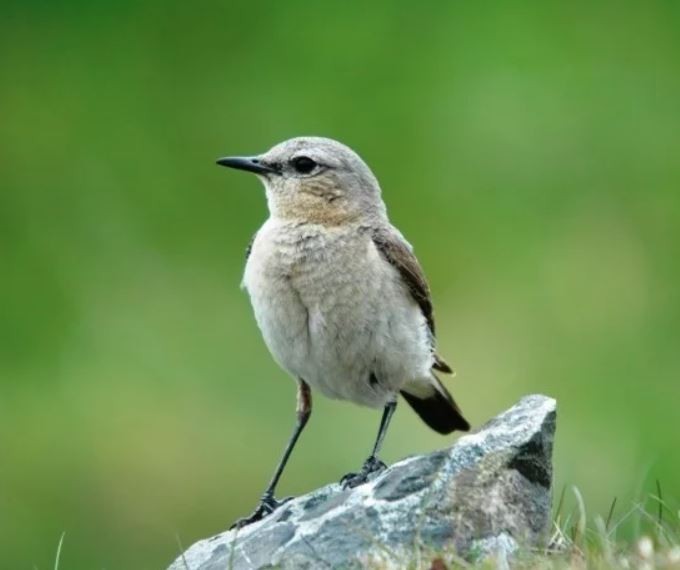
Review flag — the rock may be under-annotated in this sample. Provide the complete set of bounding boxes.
[168,394,556,569]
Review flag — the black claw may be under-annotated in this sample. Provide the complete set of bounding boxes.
[340,456,387,489]
[340,472,366,489]
[365,456,387,473]
[230,494,291,530]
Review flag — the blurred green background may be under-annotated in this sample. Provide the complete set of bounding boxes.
[1,0,679,567]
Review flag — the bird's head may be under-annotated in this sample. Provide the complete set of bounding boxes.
[217,137,386,225]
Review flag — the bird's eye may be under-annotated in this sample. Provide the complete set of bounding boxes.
[291,156,317,174]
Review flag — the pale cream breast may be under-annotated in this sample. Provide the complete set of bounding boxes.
[243,218,433,407]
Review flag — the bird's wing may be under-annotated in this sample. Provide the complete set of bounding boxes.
[245,231,258,261]
[371,225,452,374]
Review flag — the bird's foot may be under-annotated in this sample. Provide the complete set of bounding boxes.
[229,493,292,530]
[340,455,387,489]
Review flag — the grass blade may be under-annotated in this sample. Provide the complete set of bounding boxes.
[605,496,617,532]
[571,486,587,552]
[53,532,65,570]
[175,533,190,570]
[656,479,663,526]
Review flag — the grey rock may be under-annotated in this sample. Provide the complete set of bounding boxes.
[168,394,556,570]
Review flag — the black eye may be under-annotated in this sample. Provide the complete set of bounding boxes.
[291,156,317,174]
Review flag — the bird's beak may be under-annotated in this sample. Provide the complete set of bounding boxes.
[216,156,279,175]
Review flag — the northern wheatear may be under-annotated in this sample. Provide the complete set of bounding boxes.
[217,137,469,528]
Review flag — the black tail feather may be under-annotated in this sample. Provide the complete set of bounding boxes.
[400,382,470,435]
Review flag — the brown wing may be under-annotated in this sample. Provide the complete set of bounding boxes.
[371,226,452,374]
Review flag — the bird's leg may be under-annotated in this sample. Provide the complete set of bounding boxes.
[341,399,397,489]
[230,380,312,529]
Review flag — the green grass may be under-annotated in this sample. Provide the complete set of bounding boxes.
[53,532,65,570]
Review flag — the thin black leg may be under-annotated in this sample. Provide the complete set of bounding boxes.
[341,399,397,489]
[231,380,312,529]
[370,399,397,457]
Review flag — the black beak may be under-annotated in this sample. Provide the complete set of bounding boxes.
[216,156,279,175]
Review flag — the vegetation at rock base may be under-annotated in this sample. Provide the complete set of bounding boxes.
[377,487,680,569]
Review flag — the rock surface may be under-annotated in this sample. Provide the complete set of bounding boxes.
[169,394,556,569]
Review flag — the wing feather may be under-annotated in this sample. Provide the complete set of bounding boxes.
[371,226,452,373]
[245,231,258,261]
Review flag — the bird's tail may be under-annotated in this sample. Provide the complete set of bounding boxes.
[400,376,470,434]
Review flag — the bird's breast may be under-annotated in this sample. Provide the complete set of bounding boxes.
[242,220,431,407]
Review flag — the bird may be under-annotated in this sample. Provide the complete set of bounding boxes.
[216,136,469,529]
